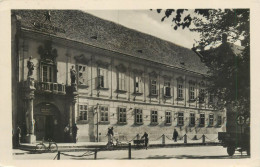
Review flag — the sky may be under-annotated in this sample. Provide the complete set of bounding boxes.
[85,10,200,49]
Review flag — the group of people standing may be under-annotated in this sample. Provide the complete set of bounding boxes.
[64,123,78,143]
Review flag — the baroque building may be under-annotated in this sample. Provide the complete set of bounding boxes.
[11,10,226,143]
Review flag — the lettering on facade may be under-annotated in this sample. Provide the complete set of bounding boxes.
[32,22,66,34]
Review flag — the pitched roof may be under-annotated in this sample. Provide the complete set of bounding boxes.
[13,10,208,75]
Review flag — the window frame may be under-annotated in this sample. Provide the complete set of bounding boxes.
[177,112,184,126]
[97,67,108,89]
[217,115,222,126]
[77,64,88,86]
[199,88,206,103]
[209,93,214,103]
[150,79,158,96]
[199,113,205,127]
[135,108,143,125]
[150,110,158,125]
[41,64,54,82]
[177,83,184,100]
[117,71,126,91]
[165,111,172,125]
[190,112,195,126]
[118,107,127,124]
[134,75,143,94]
[99,105,109,124]
[164,81,171,97]
[209,114,214,127]
[189,85,195,101]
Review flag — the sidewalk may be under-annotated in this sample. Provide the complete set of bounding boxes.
[14,134,221,154]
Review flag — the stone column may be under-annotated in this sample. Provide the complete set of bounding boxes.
[24,76,36,143]
[66,83,78,142]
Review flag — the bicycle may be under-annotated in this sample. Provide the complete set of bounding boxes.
[106,139,115,150]
[35,138,58,153]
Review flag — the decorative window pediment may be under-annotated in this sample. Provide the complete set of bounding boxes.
[96,60,110,69]
[116,64,127,72]
[163,75,171,80]
[74,54,89,64]
[132,69,143,75]
[189,80,196,85]
[38,40,58,63]
[149,71,158,78]
[176,76,184,83]
[199,81,206,87]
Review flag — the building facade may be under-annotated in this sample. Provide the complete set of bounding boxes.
[12,10,226,144]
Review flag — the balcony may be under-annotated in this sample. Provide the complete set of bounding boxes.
[34,81,66,95]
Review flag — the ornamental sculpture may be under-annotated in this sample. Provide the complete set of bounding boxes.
[27,56,34,77]
[70,65,77,84]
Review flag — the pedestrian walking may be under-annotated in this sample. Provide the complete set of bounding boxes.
[64,124,70,142]
[141,132,149,150]
[72,123,78,143]
[173,129,179,142]
[16,126,21,146]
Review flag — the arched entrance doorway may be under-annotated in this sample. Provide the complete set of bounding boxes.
[34,103,61,142]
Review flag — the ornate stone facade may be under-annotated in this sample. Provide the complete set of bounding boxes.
[11,10,226,143]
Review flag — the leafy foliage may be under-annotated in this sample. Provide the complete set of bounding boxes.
[154,9,250,114]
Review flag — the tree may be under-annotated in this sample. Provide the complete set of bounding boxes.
[154,9,250,115]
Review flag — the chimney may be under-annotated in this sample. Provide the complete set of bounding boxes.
[222,33,227,44]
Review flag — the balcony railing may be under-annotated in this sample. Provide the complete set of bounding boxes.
[34,81,66,94]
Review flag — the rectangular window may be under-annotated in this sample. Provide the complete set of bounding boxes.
[118,72,126,91]
[151,110,158,124]
[209,93,214,103]
[42,65,53,82]
[78,65,87,85]
[209,114,214,126]
[97,68,107,88]
[189,85,195,100]
[118,107,127,124]
[217,115,222,126]
[150,79,157,95]
[178,84,183,99]
[164,81,171,97]
[190,113,195,126]
[100,106,109,122]
[134,76,143,93]
[178,112,184,126]
[79,105,88,120]
[135,108,143,124]
[165,111,171,124]
[199,89,205,103]
[200,113,205,126]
